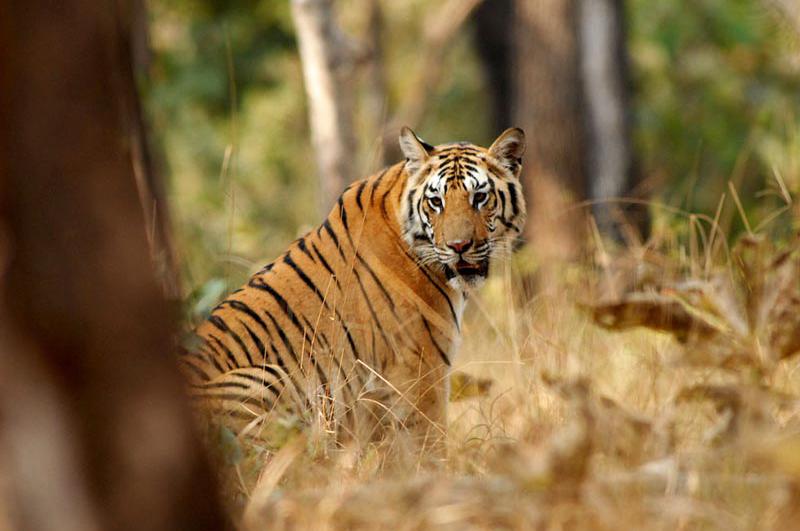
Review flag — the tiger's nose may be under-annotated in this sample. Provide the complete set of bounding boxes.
[446,239,473,253]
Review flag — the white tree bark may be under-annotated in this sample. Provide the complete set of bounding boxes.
[580,0,633,235]
[291,0,357,214]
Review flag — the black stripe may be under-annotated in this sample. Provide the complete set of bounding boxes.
[499,218,519,231]
[352,269,394,357]
[256,262,274,275]
[226,299,273,342]
[297,236,316,263]
[356,253,396,313]
[304,317,330,350]
[249,364,285,381]
[298,313,363,401]
[506,182,520,216]
[229,372,280,397]
[321,228,394,355]
[284,251,356,355]
[199,345,226,373]
[263,340,307,409]
[239,320,267,364]
[369,168,390,204]
[299,320,345,382]
[262,310,305,377]
[327,206,399,317]
[249,276,303,334]
[338,195,350,233]
[355,179,367,210]
[250,278,330,389]
[379,167,402,221]
[284,252,325,302]
[310,242,342,290]
[284,252,362,372]
[195,381,249,390]
[408,251,460,331]
[422,317,450,366]
[183,349,213,365]
[406,190,416,223]
[209,314,255,366]
[181,358,213,381]
[325,213,411,354]
[208,335,238,369]
[322,218,347,262]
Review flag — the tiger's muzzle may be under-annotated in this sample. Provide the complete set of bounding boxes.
[441,238,491,285]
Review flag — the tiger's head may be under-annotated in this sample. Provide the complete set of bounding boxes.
[398,127,527,289]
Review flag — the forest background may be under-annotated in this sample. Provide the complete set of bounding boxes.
[147,0,800,310]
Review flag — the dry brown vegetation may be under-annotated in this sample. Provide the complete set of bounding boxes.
[202,220,800,530]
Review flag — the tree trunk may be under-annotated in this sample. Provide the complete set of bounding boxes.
[579,0,647,241]
[128,0,184,300]
[473,0,515,136]
[514,0,588,270]
[291,0,358,214]
[361,0,391,171]
[507,0,644,280]
[0,1,226,529]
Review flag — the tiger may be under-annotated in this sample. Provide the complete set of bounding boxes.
[181,127,526,449]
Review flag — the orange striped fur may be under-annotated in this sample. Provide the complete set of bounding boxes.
[182,128,526,447]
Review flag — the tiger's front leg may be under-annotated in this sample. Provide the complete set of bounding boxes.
[381,360,450,458]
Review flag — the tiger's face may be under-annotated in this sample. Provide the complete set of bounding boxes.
[398,127,527,289]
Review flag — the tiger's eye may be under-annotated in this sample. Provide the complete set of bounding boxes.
[428,197,443,209]
[473,192,487,206]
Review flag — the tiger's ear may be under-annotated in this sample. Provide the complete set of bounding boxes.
[399,126,433,175]
[488,127,525,176]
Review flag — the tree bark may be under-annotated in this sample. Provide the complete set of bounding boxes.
[579,0,647,241]
[291,0,358,214]
[514,0,588,268]
[473,0,515,136]
[509,0,645,278]
[361,0,390,170]
[0,1,226,529]
[127,0,184,300]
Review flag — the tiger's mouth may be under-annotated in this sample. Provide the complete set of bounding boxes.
[447,258,489,283]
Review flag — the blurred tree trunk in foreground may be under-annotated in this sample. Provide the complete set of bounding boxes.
[476,0,646,276]
[0,1,226,530]
[291,0,358,215]
[129,0,183,301]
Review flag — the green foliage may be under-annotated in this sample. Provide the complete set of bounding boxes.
[147,0,313,293]
[629,0,800,229]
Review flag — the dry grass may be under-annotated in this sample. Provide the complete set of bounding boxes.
[205,219,800,530]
